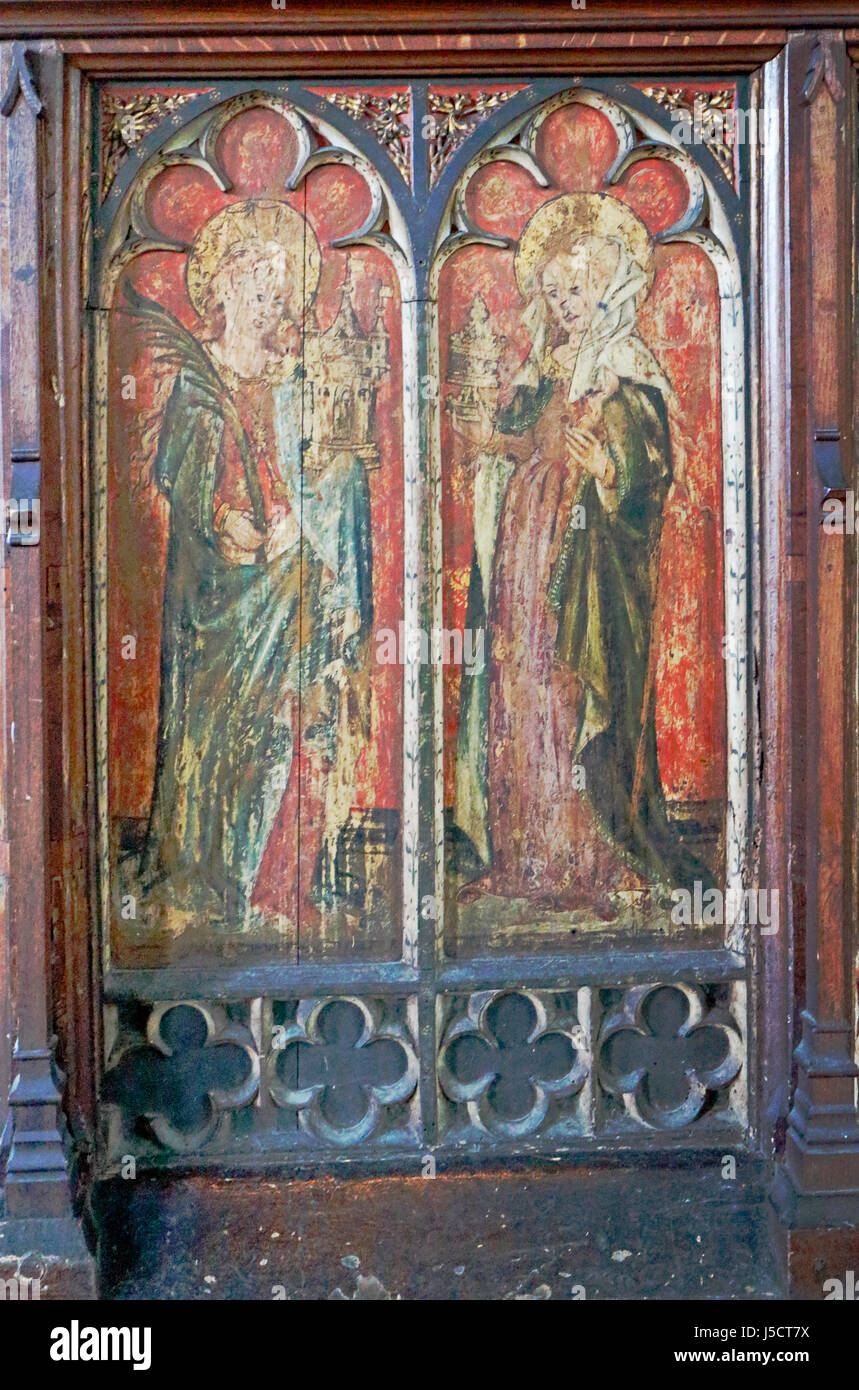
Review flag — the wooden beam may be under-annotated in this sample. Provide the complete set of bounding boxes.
[0,1,832,42]
[770,31,859,1236]
[0,40,72,1222]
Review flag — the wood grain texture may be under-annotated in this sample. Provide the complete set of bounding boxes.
[769,32,859,1220]
[810,80,849,1022]
[0,3,795,76]
[0,1,808,42]
[39,51,98,1151]
[56,49,785,82]
[0,48,11,1155]
[0,39,80,1221]
[2,38,46,1067]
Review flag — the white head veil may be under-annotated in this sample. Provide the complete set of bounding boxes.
[514,231,677,412]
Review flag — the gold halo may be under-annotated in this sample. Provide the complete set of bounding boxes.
[514,192,653,299]
[186,198,321,317]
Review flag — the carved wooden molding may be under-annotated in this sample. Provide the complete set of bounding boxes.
[427,88,520,186]
[0,41,72,1223]
[321,89,411,185]
[0,1,830,42]
[439,990,588,1138]
[769,30,859,1226]
[0,42,41,118]
[802,31,847,103]
[101,979,745,1163]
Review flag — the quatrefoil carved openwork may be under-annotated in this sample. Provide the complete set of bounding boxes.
[103,1001,259,1153]
[267,997,419,1146]
[438,990,587,1138]
[597,983,743,1130]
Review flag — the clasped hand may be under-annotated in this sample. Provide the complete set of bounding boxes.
[565,425,614,485]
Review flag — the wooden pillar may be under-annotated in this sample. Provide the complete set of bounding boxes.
[0,40,94,1297]
[770,30,859,1293]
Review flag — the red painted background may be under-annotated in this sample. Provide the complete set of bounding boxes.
[108,104,405,856]
[439,102,726,810]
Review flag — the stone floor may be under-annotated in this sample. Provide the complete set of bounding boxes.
[94,1156,783,1300]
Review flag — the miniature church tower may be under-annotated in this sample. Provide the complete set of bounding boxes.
[305,257,390,467]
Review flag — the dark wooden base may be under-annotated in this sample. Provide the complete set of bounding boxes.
[769,1192,859,1301]
[94,1160,781,1301]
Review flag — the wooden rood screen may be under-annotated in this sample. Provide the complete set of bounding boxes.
[93,76,751,1167]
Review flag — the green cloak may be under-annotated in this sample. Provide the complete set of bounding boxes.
[546,378,713,891]
[454,374,712,896]
[131,292,373,923]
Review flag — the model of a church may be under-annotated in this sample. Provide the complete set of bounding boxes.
[305,258,390,467]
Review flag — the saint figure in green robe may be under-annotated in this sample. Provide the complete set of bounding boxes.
[127,200,373,932]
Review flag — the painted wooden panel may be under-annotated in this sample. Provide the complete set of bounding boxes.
[85,74,754,1164]
[94,78,745,983]
[438,98,727,955]
[105,100,404,966]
